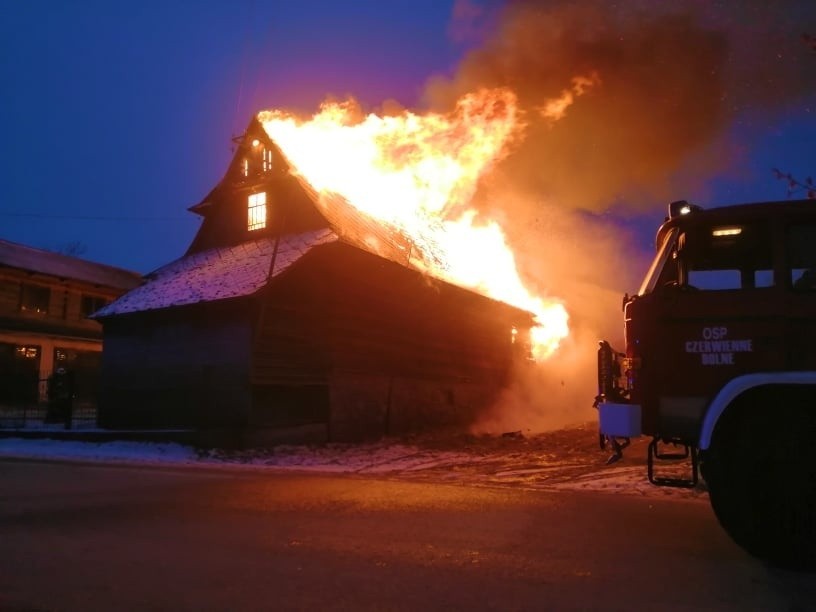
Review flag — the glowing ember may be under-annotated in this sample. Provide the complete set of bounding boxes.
[258,88,569,359]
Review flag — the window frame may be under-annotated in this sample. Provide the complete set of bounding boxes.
[80,295,109,319]
[638,228,679,296]
[19,283,50,314]
[677,222,774,292]
[786,223,816,291]
[247,191,267,231]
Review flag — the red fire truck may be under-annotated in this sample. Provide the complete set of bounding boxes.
[595,198,816,568]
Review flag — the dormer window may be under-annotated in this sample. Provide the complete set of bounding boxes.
[240,138,273,179]
[248,192,267,231]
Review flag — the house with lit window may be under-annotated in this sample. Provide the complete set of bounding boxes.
[93,117,534,445]
[0,239,142,408]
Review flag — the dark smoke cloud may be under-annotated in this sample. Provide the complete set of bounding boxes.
[427,1,816,431]
[428,0,816,213]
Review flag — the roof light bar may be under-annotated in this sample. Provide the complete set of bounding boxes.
[668,200,702,218]
[712,227,743,237]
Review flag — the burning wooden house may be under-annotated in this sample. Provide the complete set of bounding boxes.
[94,117,535,444]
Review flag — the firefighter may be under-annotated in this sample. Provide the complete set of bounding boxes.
[46,367,74,428]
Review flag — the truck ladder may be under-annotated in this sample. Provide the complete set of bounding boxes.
[647,437,699,488]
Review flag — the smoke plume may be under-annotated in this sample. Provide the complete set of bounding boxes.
[430,0,816,213]
[442,0,816,432]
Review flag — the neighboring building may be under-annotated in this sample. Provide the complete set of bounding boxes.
[94,118,534,444]
[0,240,142,406]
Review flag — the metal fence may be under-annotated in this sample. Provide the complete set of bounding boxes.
[0,377,98,430]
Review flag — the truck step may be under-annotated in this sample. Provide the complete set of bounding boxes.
[647,437,699,488]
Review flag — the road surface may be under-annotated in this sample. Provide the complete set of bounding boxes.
[1,459,814,611]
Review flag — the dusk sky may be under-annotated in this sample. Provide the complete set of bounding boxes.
[2,0,815,274]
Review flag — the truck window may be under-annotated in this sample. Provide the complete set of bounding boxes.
[681,223,773,291]
[788,224,816,290]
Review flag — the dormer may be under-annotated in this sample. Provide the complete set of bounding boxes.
[186,117,328,255]
[239,137,275,182]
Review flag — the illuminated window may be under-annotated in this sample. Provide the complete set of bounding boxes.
[20,284,49,314]
[248,192,267,231]
[240,140,273,179]
[15,345,39,359]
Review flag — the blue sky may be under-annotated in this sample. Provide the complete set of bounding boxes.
[1,0,814,273]
[0,1,468,272]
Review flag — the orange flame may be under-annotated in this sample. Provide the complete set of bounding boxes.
[538,72,601,121]
[258,88,569,359]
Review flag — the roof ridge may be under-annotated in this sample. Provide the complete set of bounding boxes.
[0,236,142,278]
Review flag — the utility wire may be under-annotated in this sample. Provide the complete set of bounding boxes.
[0,211,187,221]
[232,0,256,136]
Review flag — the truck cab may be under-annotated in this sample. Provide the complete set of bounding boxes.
[596,199,816,567]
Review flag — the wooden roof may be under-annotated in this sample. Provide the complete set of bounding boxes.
[93,229,336,317]
[99,117,532,321]
[0,238,142,290]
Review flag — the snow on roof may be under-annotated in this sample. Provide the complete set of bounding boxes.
[94,228,337,317]
[0,238,142,290]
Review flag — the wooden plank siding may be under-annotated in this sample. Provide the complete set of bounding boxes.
[250,302,329,385]
[0,267,122,339]
[326,372,502,440]
[98,301,253,429]
[255,243,531,381]
[252,242,533,439]
[0,279,20,313]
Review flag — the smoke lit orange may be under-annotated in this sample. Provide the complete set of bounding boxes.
[258,88,570,359]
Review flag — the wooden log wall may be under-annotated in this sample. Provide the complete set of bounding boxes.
[253,242,533,440]
[257,243,530,379]
[98,302,253,429]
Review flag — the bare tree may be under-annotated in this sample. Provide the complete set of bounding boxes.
[772,169,815,199]
[53,241,88,257]
[771,33,815,199]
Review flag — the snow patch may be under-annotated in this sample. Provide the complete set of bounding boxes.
[0,428,708,502]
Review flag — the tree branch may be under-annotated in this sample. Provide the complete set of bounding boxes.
[773,168,816,199]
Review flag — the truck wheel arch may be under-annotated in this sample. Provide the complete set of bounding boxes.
[698,371,816,450]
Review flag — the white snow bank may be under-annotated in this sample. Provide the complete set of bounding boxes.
[0,438,199,463]
[0,435,708,501]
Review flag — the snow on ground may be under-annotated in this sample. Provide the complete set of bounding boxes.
[0,422,709,502]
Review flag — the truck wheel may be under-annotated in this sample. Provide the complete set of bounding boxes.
[702,403,816,569]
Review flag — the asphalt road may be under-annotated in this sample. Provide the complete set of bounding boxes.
[1,459,814,611]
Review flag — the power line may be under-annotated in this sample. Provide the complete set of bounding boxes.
[0,211,187,221]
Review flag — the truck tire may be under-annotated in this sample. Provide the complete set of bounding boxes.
[702,401,816,569]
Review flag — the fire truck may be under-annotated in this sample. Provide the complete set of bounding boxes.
[595,198,816,568]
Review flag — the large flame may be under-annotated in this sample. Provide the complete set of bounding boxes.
[258,88,569,359]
